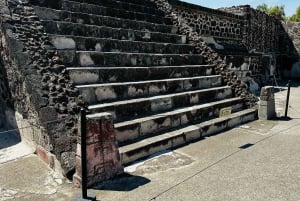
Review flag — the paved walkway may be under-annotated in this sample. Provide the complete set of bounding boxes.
[0,81,299,201]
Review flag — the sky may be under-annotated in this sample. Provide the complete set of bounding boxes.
[183,0,299,17]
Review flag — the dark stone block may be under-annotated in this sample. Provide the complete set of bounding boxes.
[38,106,58,123]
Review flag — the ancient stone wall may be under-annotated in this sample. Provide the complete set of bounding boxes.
[284,22,300,56]
[163,1,266,87]
[0,0,298,180]
[281,22,300,78]
[153,0,258,108]
[223,53,264,84]
[0,0,84,176]
[174,2,299,80]
[171,1,244,40]
[246,8,280,53]
[0,0,9,129]
[220,5,297,56]
[168,0,247,52]
[0,56,10,129]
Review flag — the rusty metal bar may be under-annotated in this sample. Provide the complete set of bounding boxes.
[284,80,291,118]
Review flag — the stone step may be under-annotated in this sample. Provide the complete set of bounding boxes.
[119,108,257,165]
[108,0,158,7]
[68,0,158,8]
[34,7,177,34]
[67,65,215,85]
[48,35,194,54]
[58,51,203,67]
[41,21,186,44]
[77,75,222,104]
[88,86,232,121]
[64,0,165,17]
[31,0,158,8]
[60,0,171,25]
[115,97,244,145]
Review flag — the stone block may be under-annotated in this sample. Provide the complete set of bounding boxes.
[201,120,228,137]
[38,106,57,123]
[80,88,96,104]
[171,114,181,127]
[172,134,186,148]
[72,173,82,188]
[95,86,117,102]
[140,120,159,136]
[258,86,275,120]
[190,93,199,104]
[36,145,55,169]
[60,151,76,175]
[115,125,140,143]
[184,127,201,141]
[69,70,99,85]
[73,113,123,187]
[227,116,241,128]
[242,112,256,122]
[260,86,274,101]
[151,97,173,112]
[50,36,76,50]
[149,84,167,95]
[258,100,275,120]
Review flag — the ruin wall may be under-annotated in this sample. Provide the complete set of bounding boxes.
[0,0,84,176]
[0,0,299,178]
[281,22,300,78]
[284,22,300,56]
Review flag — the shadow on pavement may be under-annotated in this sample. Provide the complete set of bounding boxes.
[276,116,293,121]
[0,129,21,149]
[92,173,150,191]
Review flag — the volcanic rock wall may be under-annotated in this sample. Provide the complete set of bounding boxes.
[220,5,298,57]
[281,22,300,78]
[0,0,299,178]
[0,56,10,129]
[153,0,258,106]
[0,0,84,176]
[284,22,300,56]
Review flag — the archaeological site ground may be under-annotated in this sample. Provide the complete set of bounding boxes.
[0,0,299,186]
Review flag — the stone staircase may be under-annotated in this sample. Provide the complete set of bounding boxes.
[32,0,257,165]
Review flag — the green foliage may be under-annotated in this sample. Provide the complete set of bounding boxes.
[256,3,268,12]
[268,5,285,19]
[256,3,285,20]
[287,6,300,22]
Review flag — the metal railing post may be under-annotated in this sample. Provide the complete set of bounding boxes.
[81,109,88,199]
[284,80,291,118]
[74,109,96,201]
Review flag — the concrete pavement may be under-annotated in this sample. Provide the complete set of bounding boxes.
[1,81,300,201]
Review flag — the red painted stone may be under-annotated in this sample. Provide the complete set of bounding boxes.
[36,145,54,168]
[73,113,124,187]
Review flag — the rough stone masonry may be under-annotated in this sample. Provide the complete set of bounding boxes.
[0,0,299,183]
[0,0,85,176]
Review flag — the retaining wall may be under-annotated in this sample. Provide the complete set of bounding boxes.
[0,0,84,176]
[0,0,299,178]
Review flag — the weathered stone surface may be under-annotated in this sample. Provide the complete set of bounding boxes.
[68,65,214,85]
[114,97,244,145]
[73,113,123,187]
[259,86,274,101]
[258,86,276,120]
[0,0,83,176]
[60,0,168,24]
[60,151,76,175]
[89,86,233,121]
[34,6,174,34]
[42,20,185,44]
[78,75,221,104]
[153,0,259,107]
[1,0,298,186]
